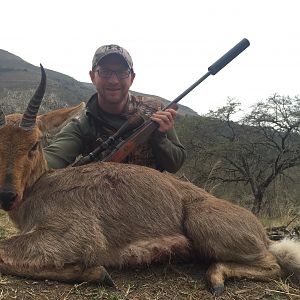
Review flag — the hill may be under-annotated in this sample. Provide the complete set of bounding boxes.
[0,49,198,116]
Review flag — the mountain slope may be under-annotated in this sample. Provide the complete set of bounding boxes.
[0,49,198,116]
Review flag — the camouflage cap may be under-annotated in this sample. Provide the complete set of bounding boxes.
[92,44,133,70]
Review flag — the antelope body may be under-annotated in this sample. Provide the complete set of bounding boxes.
[0,66,299,296]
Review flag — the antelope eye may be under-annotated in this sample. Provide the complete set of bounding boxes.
[28,142,40,158]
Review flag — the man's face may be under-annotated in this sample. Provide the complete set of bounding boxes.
[90,54,135,107]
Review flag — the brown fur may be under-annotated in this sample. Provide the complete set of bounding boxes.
[0,107,299,296]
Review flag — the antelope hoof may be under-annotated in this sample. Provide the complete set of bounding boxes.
[212,285,224,297]
[99,266,116,288]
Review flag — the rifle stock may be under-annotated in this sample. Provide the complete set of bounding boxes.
[101,120,159,162]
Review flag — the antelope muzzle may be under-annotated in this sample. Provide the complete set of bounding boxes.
[0,188,20,211]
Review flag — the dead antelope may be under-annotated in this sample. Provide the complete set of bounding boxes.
[0,66,299,296]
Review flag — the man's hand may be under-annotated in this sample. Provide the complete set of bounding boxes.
[150,108,177,133]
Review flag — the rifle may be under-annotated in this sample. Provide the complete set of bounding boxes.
[73,38,250,167]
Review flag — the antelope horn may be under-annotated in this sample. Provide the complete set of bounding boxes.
[0,108,6,128]
[20,64,46,130]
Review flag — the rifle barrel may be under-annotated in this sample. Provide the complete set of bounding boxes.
[165,38,250,110]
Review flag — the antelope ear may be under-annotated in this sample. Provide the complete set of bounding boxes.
[37,102,85,133]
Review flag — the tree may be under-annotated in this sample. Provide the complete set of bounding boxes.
[202,95,300,214]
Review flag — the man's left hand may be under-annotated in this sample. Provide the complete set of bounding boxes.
[150,108,177,133]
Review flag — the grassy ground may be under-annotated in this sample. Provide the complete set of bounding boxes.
[0,213,299,300]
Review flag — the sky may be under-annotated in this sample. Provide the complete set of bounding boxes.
[1,0,300,116]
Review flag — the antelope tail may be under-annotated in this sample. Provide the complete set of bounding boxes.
[269,239,300,281]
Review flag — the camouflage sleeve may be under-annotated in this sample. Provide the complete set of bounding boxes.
[149,127,187,173]
[43,118,86,169]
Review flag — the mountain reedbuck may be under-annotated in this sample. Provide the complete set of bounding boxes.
[0,66,299,296]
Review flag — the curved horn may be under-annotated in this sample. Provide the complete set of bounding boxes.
[0,108,6,128]
[20,64,46,130]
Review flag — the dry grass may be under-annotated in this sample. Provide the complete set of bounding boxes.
[260,213,300,228]
[0,265,299,300]
[0,212,299,299]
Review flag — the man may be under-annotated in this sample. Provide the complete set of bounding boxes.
[44,44,186,172]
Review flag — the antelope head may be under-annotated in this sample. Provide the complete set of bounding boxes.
[0,65,84,211]
[0,65,47,211]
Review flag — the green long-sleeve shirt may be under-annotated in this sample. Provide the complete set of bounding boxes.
[44,93,186,173]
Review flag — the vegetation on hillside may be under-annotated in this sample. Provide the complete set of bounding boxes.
[176,95,300,216]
